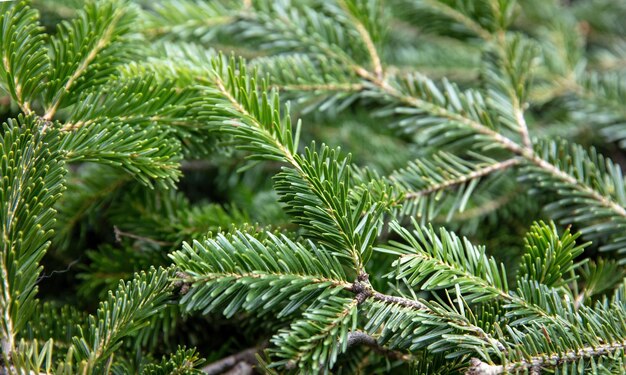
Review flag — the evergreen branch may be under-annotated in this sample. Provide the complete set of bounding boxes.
[364,70,528,153]
[252,54,360,92]
[197,55,298,163]
[60,121,182,189]
[199,56,383,272]
[370,71,626,256]
[379,220,508,303]
[419,0,493,41]
[275,145,384,272]
[140,0,237,40]
[362,298,504,356]
[236,0,626,242]
[240,0,365,67]
[170,231,349,318]
[483,34,539,148]
[380,220,579,329]
[143,347,205,375]
[577,259,626,304]
[517,221,586,289]
[0,2,49,114]
[520,140,626,259]
[5,339,53,375]
[118,41,216,87]
[69,267,173,373]
[370,291,427,311]
[251,54,362,114]
[490,299,626,374]
[269,296,359,373]
[0,116,66,366]
[44,0,136,120]
[348,273,505,357]
[402,158,518,199]
[62,76,194,131]
[337,0,385,79]
[468,340,626,375]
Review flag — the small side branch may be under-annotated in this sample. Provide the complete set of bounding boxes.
[402,158,519,200]
[371,291,427,310]
[337,0,384,80]
[347,273,426,310]
[468,340,626,375]
[43,9,125,121]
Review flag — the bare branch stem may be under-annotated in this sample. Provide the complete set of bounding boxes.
[202,346,262,375]
[468,340,626,375]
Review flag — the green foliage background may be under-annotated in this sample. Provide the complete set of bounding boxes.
[2,0,626,373]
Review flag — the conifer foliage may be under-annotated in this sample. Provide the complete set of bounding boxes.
[2,0,626,374]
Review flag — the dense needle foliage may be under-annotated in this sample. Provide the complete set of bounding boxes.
[2,0,626,373]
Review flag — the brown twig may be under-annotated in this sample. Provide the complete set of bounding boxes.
[202,345,264,375]
[346,331,411,361]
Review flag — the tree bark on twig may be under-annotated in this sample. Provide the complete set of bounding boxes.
[202,346,262,375]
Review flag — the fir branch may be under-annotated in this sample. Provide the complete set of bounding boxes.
[170,231,350,318]
[0,2,49,114]
[380,220,579,329]
[140,0,238,40]
[520,140,626,259]
[468,340,626,375]
[402,158,518,199]
[517,221,586,289]
[337,0,385,79]
[69,267,173,373]
[235,0,625,245]
[269,296,359,373]
[251,54,362,114]
[0,116,66,366]
[362,298,504,356]
[143,347,205,375]
[418,0,493,41]
[61,76,195,131]
[60,121,182,189]
[44,0,136,120]
[198,56,384,273]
